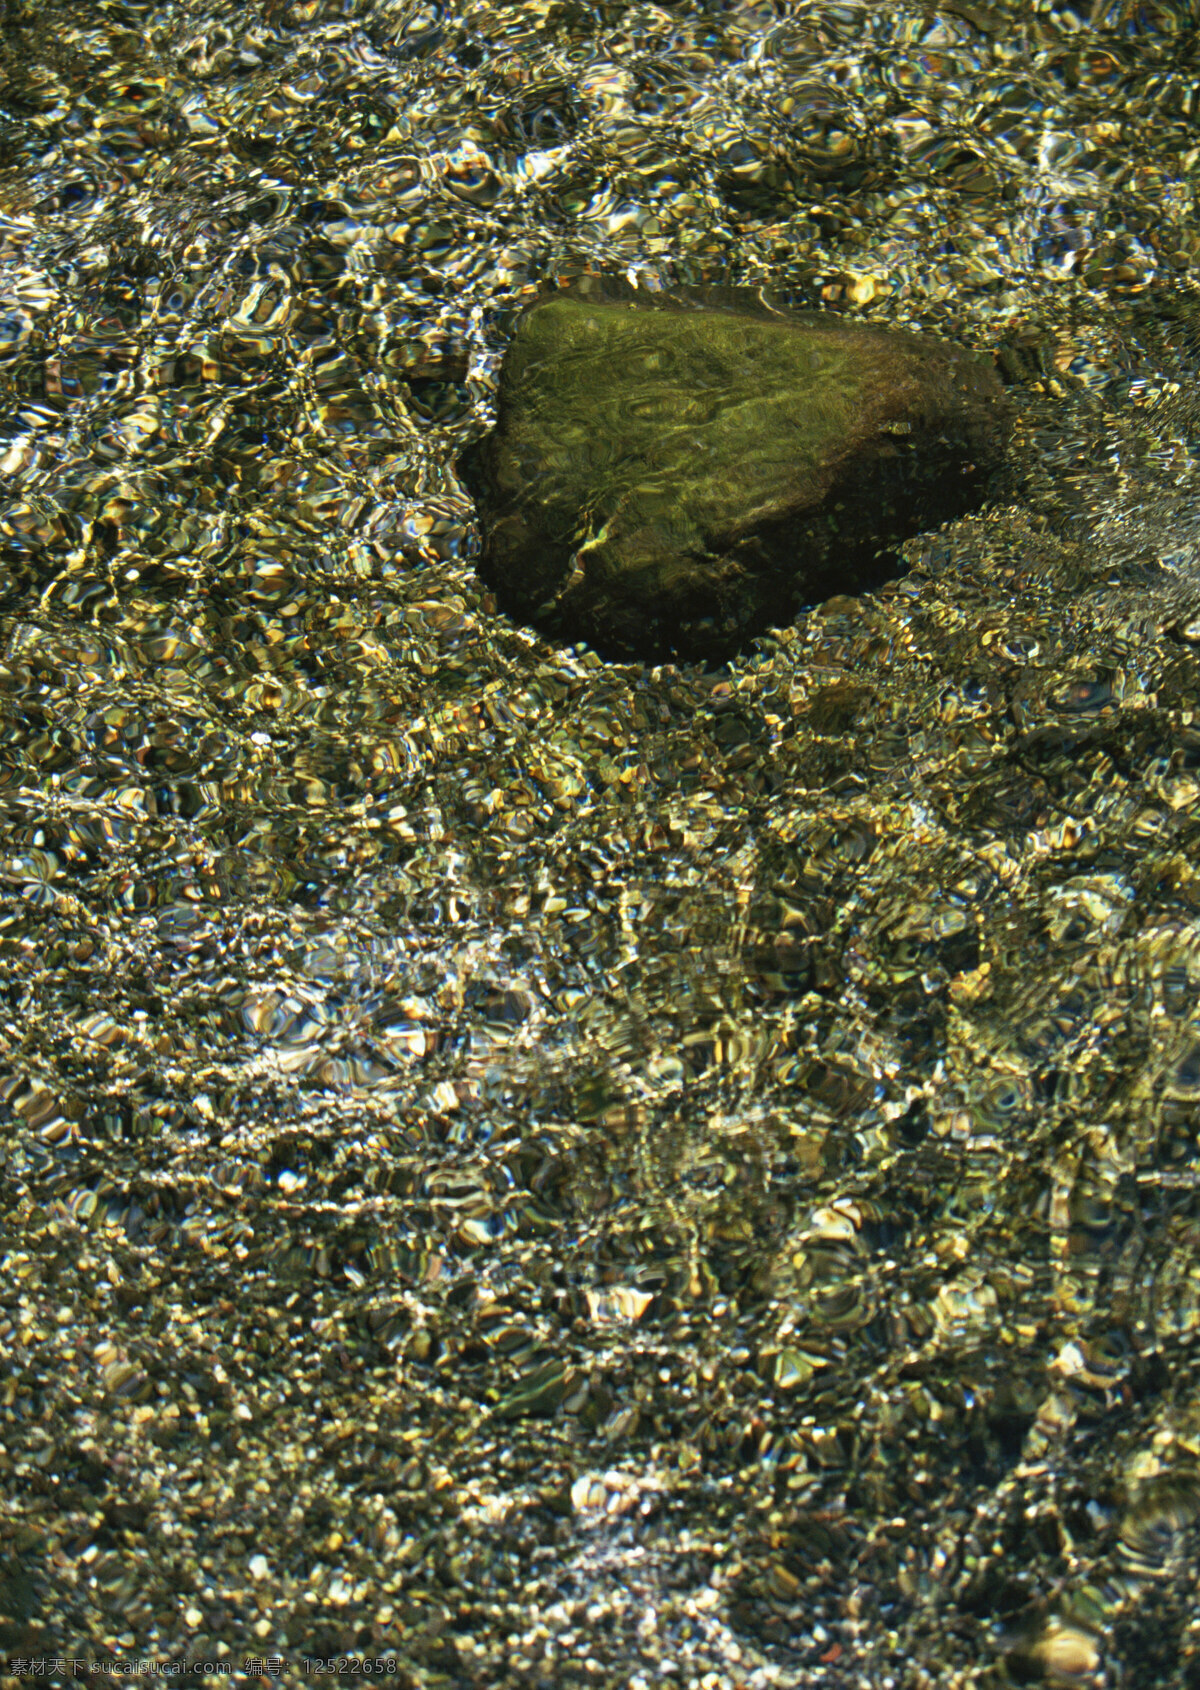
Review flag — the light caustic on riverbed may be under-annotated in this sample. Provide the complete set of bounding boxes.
[3,1,1200,1683]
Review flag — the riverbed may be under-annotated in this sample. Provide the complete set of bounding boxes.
[2,1,1200,1683]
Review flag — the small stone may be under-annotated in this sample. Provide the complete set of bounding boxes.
[1031,1619,1102,1680]
[248,1553,270,1581]
[459,276,1009,659]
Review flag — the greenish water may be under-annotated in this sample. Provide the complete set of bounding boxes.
[3,0,1200,1683]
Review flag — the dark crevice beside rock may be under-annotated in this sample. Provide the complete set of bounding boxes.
[459,276,1011,661]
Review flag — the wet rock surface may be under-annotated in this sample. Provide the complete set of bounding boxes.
[460,277,1009,658]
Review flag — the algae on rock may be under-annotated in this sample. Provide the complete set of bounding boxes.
[460,276,1011,659]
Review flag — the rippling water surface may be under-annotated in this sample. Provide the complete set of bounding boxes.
[6,0,1200,1682]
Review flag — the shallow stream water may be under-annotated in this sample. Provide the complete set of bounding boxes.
[4,1,1200,1684]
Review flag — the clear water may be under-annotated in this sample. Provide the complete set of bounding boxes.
[3,0,1200,1681]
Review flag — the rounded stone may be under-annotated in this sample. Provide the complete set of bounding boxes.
[459,276,1011,660]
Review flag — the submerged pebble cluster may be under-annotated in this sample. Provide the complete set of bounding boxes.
[4,0,1200,1683]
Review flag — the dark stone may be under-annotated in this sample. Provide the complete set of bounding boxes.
[458,276,1010,660]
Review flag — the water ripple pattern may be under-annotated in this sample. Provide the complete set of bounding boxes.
[3,0,1200,1682]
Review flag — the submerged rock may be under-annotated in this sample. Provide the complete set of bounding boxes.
[459,276,1010,659]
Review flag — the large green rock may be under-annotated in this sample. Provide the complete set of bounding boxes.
[458,277,1010,659]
